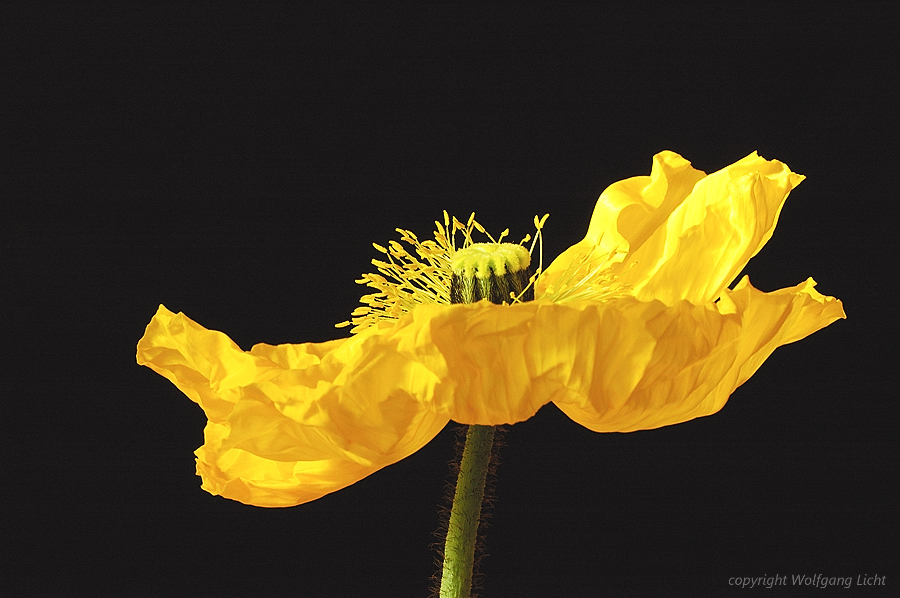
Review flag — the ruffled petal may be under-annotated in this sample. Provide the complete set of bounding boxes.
[386,298,731,428]
[716,276,846,387]
[552,278,844,432]
[388,301,549,425]
[625,152,804,304]
[373,300,684,427]
[137,305,449,507]
[369,274,843,430]
[538,151,804,306]
[537,150,705,298]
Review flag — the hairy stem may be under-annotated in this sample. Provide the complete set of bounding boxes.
[439,424,495,598]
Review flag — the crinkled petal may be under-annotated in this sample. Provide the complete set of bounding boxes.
[538,151,804,306]
[388,301,549,425]
[137,305,449,507]
[374,277,842,430]
[553,278,845,432]
[537,150,704,298]
[716,276,846,386]
[395,298,735,428]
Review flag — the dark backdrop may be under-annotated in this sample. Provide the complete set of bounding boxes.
[3,4,896,597]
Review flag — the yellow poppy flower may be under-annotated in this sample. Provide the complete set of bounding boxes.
[137,150,845,507]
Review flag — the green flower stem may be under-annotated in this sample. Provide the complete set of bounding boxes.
[440,424,495,598]
[439,243,529,596]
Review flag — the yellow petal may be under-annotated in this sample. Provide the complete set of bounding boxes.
[136,305,278,422]
[552,279,845,432]
[389,301,549,425]
[382,298,723,427]
[717,276,846,387]
[370,275,842,430]
[137,305,448,507]
[537,150,704,297]
[626,152,804,304]
[538,151,804,306]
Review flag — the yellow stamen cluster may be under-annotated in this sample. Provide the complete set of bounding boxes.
[538,239,630,303]
[337,212,548,333]
[336,211,624,332]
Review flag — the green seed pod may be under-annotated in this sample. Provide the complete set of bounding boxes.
[450,242,534,305]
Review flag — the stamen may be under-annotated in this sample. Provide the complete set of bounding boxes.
[537,239,629,303]
[336,211,620,331]
[338,213,546,332]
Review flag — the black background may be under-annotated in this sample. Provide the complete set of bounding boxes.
[3,4,896,597]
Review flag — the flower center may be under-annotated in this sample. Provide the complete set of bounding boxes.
[337,212,547,332]
[450,243,534,305]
